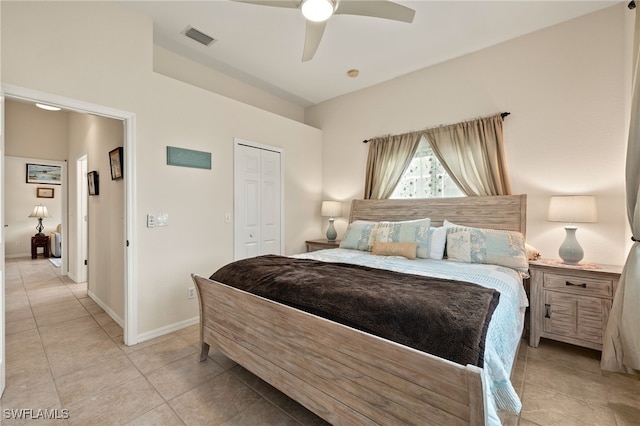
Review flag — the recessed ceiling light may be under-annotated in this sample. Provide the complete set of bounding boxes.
[347,69,359,78]
[36,103,61,111]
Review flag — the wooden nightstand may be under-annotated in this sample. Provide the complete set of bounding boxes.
[529,259,622,351]
[305,239,340,252]
[31,235,50,259]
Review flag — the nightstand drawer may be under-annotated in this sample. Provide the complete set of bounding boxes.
[543,273,612,297]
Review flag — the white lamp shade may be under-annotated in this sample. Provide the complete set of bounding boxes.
[29,204,51,218]
[321,201,341,217]
[548,195,597,223]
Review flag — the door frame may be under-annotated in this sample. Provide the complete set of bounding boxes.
[233,138,285,260]
[75,154,88,283]
[1,83,138,346]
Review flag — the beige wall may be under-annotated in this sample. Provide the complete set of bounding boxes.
[306,5,630,266]
[67,113,125,321]
[4,100,67,258]
[154,46,306,123]
[1,1,323,339]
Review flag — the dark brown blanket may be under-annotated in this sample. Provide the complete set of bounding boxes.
[210,255,500,367]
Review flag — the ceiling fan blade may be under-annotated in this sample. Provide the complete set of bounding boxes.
[335,1,415,23]
[232,0,300,9]
[302,20,327,62]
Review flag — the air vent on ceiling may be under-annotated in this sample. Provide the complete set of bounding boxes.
[183,26,216,47]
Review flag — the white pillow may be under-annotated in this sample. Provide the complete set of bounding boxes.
[428,226,448,260]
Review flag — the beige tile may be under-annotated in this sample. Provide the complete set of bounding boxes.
[5,316,37,335]
[168,371,262,425]
[524,357,610,406]
[66,376,163,426]
[263,388,328,426]
[34,306,91,327]
[55,354,142,405]
[31,298,85,317]
[528,339,602,376]
[128,336,197,374]
[47,338,125,378]
[115,333,176,354]
[222,398,299,426]
[145,354,224,400]
[101,320,124,338]
[520,382,618,426]
[124,404,185,426]
[0,375,61,415]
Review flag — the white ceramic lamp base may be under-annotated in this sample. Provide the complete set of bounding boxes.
[558,226,584,264]
[326,218,337,242]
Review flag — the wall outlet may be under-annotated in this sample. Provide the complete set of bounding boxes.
[15,241,20,247]
[187,287,195,299]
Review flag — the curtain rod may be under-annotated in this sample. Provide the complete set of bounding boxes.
[362,111,511,143]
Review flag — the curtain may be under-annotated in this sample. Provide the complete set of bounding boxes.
[601,8,640,374]
[364,132,422,199]
[424,114,512,196]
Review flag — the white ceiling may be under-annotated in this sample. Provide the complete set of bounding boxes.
[122,0,619,107]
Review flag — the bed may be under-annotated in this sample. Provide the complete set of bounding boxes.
[192,195,528,425]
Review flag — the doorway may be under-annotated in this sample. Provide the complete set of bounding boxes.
[75,155,88,283]
[0,84,137,350]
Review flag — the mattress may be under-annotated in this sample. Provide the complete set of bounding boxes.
[294,248,528,425]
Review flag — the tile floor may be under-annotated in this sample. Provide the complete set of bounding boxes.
[2,257,640,425]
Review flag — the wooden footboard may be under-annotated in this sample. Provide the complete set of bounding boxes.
[192,274,487,426]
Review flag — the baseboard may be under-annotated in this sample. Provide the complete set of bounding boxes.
[5,253,32,259]
[136,316,199,344]
[88,290,124,327]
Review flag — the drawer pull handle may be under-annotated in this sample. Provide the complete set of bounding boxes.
[566,281,587,288]
[545,303,551,318]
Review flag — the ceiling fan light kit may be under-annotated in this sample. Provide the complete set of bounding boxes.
[301,0,335,22]
[235,0,415,61]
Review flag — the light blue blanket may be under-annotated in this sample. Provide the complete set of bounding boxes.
[295,248,528,425]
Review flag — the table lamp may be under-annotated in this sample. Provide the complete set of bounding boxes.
[321,201,341,242]
[547,195,597,264]
[29,204,51,236]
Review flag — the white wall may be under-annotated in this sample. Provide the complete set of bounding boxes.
[306,5,631,266]
[1,1,323,338]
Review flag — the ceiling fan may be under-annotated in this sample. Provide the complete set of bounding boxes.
[234,0,415,62]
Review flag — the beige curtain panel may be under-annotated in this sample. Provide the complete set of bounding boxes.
[364,132,422,199]
[424,114,512,196]
[601,8,640,375]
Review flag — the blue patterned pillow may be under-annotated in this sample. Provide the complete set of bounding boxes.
[446,226,528,273]
[339,221,377,251]
[372,218,431,258]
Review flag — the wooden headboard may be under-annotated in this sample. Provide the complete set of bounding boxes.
[349,195,527,237]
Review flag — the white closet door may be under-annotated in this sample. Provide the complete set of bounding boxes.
[260,149,281,255]
[234,141,282,260]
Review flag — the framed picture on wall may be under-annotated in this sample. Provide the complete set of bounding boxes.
[109,147,123,180]
[36,187,54,198]
[26,163,62,185]
[88,171,99,196]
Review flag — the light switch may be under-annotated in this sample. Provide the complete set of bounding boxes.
[225,213,231,223]
[147,214,156,228]
[156,213,169,227]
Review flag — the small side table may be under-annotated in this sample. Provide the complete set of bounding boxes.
[31,235,50,259]
[529,259,622,351]
[305,239,340,252]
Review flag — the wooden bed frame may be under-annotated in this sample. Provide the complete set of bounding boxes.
[192,195,527,425]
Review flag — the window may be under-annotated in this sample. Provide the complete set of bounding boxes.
[390,138,464,199]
